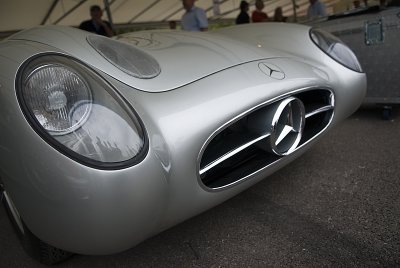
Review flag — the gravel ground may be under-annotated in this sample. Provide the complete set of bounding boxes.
[0,105,399,268]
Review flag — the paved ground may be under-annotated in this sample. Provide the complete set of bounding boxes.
[0,105,399,267]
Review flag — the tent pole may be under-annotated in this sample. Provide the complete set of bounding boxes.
[292,0,298,22]
[104,0,114,28]
[41,0,59,25]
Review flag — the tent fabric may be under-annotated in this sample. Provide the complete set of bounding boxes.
[0,0,342,33]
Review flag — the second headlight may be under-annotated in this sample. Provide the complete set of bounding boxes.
[310,28,363,73]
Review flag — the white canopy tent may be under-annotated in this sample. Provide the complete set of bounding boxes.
[0,0,351,34]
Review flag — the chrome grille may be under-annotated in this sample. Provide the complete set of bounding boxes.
[199,89,334,190]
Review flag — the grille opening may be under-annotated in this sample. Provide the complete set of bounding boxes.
[301,110,333,144]
[296,89,332,112]
[199,88,334,190]
[202,145,280,189]
[201,122,255,170]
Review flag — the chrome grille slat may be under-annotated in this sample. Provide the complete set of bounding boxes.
[199,88,334,190]
[305,105,334,118]
[200,133,271,175]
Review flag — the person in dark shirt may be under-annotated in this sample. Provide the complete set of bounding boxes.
[236,1,250,24]
[79,5,114,37]
[273,6,287,22]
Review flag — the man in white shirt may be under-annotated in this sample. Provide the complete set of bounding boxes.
[181,0,208,31]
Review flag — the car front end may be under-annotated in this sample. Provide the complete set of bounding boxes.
[0,23,365,257]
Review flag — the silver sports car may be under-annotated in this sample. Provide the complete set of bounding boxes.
[0,23,365,264]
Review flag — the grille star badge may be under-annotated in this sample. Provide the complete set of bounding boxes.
[270,97,305,155]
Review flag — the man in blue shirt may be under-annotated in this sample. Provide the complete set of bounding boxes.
[307,0,327,19]
[181,0,208,31]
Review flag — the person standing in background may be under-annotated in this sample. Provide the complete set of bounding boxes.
[236,1,250,24]
[169,20,177,29]
[307,0,326,19]
[181,0,208,31]
[273,6,287,22]
[79,5,114,37]
[252,0,269,22]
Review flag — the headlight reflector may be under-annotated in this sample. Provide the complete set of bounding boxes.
[18,54,147,168]
[24,64,92,135]
[310,28,362,72]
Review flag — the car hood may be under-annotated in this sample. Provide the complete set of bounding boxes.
[9,26,291,92]
[114,30,290,91]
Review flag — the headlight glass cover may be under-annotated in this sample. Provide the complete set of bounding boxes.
[310,28,363,73]
[18,54,147,168]
[87,35,161,79]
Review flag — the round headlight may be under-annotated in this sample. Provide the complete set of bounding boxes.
[24,64,92,135]
[310,28,363,72]
[18,54,147,168]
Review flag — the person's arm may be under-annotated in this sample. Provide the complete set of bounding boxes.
[307,6,312,19]
[94,18,114,37]
[197,8,208,31]
[319,2,327,16]
[100,21,114,37]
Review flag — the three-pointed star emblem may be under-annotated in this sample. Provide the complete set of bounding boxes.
[275,102,296,145]
[270,97,305,155]
[258,62,285,80]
